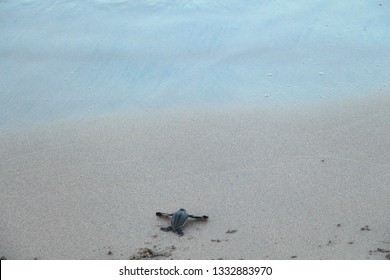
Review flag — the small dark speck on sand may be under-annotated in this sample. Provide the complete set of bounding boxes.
[226,229,238,234]
[211,239,221,242]
[291,256,297,259]
[211,239,228,242]
[360,225,370,231]
[337,223,341,227]
[348,242,354,244]
[108,251,112,255]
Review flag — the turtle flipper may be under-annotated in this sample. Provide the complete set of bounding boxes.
[160,226,173,232]
[156,212,173,217]
[188,214,208,220]
[175,227,184,236]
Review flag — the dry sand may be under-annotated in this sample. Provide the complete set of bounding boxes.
[0,93,389,260]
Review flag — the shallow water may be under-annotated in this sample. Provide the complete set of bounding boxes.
[1,0,389,127]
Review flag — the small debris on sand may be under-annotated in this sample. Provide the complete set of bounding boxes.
[226,229,238,234]
[107,251,112,255]
[377,248,390,253]
[337,223,341,227]
[369,247,390,258]
[360,225,370,231]
[211,239,228,242]
[130,245,175,260]
[291,256,297,259]
[348,242,354,245]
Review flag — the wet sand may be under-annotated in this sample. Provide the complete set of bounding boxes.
[1,94,389,260]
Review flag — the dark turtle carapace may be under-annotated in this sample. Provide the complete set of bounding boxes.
[156,208,208,236]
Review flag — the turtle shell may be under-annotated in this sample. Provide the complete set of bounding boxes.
[171,208,189,230]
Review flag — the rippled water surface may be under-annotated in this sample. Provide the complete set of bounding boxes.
[1,0,389,126]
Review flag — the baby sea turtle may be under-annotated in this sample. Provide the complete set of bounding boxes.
[156,208,208,236]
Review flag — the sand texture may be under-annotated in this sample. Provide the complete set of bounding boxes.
[1,0,390,261]
[1,95,389,260]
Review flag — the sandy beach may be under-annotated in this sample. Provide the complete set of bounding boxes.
[1,0,390,260]
[1,93,389,260]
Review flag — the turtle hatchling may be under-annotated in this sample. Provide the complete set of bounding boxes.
[156,208,208,236]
